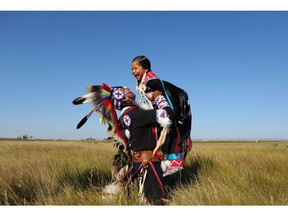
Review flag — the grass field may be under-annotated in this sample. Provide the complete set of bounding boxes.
[0,139,287,205]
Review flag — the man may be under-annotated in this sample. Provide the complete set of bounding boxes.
[110,86,175,205]
[73,83,175,205]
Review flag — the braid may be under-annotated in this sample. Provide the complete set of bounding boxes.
[132,55,151,71]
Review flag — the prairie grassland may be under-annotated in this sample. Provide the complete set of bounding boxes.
[0,139,287,205]
[169,141,288,205]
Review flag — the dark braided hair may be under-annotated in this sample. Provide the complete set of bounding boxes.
[132,55,151,71]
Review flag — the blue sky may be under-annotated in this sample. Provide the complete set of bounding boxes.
[0,10,287,140]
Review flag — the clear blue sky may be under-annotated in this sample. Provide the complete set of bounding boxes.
[1,11,287,140]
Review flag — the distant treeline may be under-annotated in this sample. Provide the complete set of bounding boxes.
[0,136,113,141]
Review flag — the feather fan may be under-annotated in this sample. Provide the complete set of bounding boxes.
[73,83,128,149]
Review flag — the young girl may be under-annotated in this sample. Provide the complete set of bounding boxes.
[131,55,184,176]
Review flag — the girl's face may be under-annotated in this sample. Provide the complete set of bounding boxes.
[131,61,148,82]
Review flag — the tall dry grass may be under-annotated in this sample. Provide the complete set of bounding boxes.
[168,141,288,205]
[0,140,287,205]
[0,140,117,205]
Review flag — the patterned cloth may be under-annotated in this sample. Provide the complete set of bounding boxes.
[163,157,184,177]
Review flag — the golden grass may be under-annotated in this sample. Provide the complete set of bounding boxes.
[168,141,288,205]
[0,140,287,205]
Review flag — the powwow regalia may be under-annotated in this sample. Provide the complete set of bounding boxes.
[136,71,192,176]
[73,83,174,205]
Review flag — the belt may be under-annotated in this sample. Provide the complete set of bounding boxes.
[133,150,161,163]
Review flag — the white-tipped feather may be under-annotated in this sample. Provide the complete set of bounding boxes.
[86,107,95,118]
[140,103,153,110]
[99,116,105,125]
[161,159,171,172]
[125,129,130,139]
[81,92,96,104]
[76,107,96,129]
[157,117,171,128]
